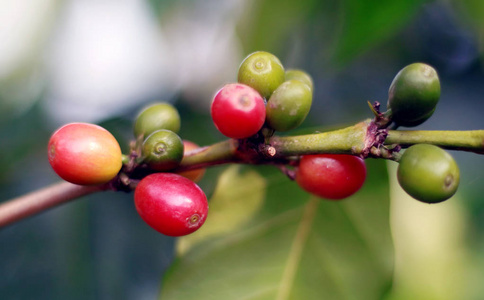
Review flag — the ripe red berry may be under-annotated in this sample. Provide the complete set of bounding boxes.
[211,83,266,139]
[134,173,208,236]
[295,154,367,200]
[48,123,122,185]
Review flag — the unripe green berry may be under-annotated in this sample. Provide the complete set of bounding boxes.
[397,144,459,203]
[285,69,314,91]
[134,102,181,138]
[387,63,441,127]
[266,80,312,132]
[237,51,285,99]
[142,129,184,171]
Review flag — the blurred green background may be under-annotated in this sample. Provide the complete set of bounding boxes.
[0,0,483,299]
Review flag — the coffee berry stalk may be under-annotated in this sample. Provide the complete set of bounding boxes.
[0,53,483,230]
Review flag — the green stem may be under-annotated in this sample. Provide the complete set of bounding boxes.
[385,130,484,154]
[176,121,371,171]
[2,121,483,228]
[178,139,240,170]
[270,121,369,157]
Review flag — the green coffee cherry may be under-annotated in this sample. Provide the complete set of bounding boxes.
[237,51,285,99]
[266,80,312,132]
[142,129,184,171]
[387,63,440,127]
[134,102,181,138]
[397,144,459,203]
[285,69,313,91]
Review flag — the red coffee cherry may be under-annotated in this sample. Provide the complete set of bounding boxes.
[211,83,266,139]
[48,123,122,185]
[176,140,206,182]
[295,154,367,200]
[134,173,208,237]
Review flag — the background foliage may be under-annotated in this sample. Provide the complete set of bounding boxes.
[0,0,483,299]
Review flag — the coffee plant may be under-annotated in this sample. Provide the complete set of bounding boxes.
[1,51,483,299]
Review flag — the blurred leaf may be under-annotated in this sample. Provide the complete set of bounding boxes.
[385,162,476,300]
[161,160,393,299]
[454,0,484,56]
[238,0,426,66]
[177,165,266,255]
[332,0,425,64]
[237,0,323,56]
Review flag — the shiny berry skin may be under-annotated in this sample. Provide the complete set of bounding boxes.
[142,129,184,171]
[134,173,208,237]
[48,123,122,185]
[397,144,459,203]
[388,63,440,127]
[134,102,181,138]
[237,51,285,99]
[176,140,206,182]
[295,154,367,200]
[266,80,312,132]
[285,69,314,91]
[211,83,266,139]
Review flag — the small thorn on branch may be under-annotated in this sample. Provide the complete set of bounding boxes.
[277,165,296,180]
[368,101,393,129]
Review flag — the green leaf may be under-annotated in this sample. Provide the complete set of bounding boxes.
[237,0,322,56]
[237,0,426,65]
[332,0,425,64]
[385,162,474,300]
[454,0,484,58]
[161,160,393,299]
[176,165,267,255]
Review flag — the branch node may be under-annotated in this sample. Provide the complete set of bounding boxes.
[266,146,276,157]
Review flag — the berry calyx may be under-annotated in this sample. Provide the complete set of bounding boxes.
[48,123,122,185]
[176,140,206,182]
[266,79,313,132]
[295,154,367,200]
[285,69,314,91]
[397,144,459,203]
[237,51,285,99]
[134,102,181,138]
[211,83,266,139]
[141,129,184,171]
[387,63,441,127]
[134,173,208,236]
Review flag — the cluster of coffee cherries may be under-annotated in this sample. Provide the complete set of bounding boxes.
[385,63,459,203]
[47,53,461,238]
[211,51,367,200]
[48,103,208,237]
